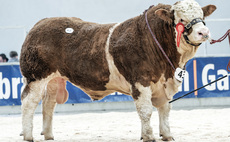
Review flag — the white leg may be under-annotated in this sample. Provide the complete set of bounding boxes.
[134,83,155,142]
[21,82,43,141]
[41,79,57,140]
[157,103,174,141]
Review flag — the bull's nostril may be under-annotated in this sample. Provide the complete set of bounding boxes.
[203,35,209,39]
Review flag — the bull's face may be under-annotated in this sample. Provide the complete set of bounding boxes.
[172,0,216,46]
[155,0,216,47]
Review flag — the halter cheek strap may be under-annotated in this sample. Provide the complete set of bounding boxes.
[184,18,205,30]
[183,18,205,46]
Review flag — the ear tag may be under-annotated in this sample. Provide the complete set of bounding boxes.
[65,28,74,33]
[176,23,185,47]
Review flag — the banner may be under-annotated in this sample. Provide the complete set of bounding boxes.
[0,57,230,106]
[174,57,230,99]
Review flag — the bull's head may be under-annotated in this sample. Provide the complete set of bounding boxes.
[155,0,216,48]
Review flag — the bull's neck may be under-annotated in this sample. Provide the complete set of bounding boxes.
[176,32,199,68]
[137,13,180,72]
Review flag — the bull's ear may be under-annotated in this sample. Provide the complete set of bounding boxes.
[155,9,172,23]
[202,5,217,17]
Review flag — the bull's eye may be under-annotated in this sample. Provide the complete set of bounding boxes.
[180,19,184,22]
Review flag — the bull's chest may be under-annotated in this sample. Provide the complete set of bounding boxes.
[150,74,182,108]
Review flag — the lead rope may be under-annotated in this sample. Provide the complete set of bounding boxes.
[169,74,229,103]
[145,10,176,70]
[210,29,230,46]
[170,29,230,103]
[227,59,230,72]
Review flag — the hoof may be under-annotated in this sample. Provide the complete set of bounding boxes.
[20,131,23,136]
[24,139,34,142]
[160,134,174,141]
[142,139,156,142]
[41,131,54,140]
[45,135,54,140]
[24,139,33,142]
[23,133,34,142]
[140,135,155,142]
[162,137,175,141]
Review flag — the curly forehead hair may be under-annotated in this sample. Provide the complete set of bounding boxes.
[172,0,203,19]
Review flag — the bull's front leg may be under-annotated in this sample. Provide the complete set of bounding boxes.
[133,83,155,142]
[157,103,174,141]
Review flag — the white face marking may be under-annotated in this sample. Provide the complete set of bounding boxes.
[172,0,211,44]
[173,0,203,21]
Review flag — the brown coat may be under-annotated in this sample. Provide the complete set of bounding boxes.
[20,1,217,141]
[20,4,179,100]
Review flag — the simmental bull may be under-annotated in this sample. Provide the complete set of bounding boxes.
[20,0,216,141]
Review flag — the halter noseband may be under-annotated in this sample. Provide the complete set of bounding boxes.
[182,18,206,46]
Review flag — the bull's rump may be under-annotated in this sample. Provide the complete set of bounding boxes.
[20,17,115,90]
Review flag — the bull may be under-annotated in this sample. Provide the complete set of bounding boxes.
[20,0,216,141]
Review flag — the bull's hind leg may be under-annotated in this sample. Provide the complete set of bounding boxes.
[133,83,155,142]
[41,77,68,140]
[21,80,45,141]
[41,79,57,140]
[157,103,174,141]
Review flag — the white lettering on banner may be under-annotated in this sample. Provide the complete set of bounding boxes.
[21,78,26,94]
[0,72,24,100]
[217,70,229,90]
[12,78,21,99]
[202,64,215,90]
[202,64,229,91]
[0,72,11,99]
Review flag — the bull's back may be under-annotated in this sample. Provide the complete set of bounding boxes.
[20,17,114,90]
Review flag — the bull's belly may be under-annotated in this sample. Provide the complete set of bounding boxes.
[37,70,131,102]
[77,73,132,101]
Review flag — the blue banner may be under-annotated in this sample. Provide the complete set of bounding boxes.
[0,64,23,106]
[174,57,230,99]
[0,57,230,106]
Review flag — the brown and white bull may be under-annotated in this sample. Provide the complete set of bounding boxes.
[20,0,216,141]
